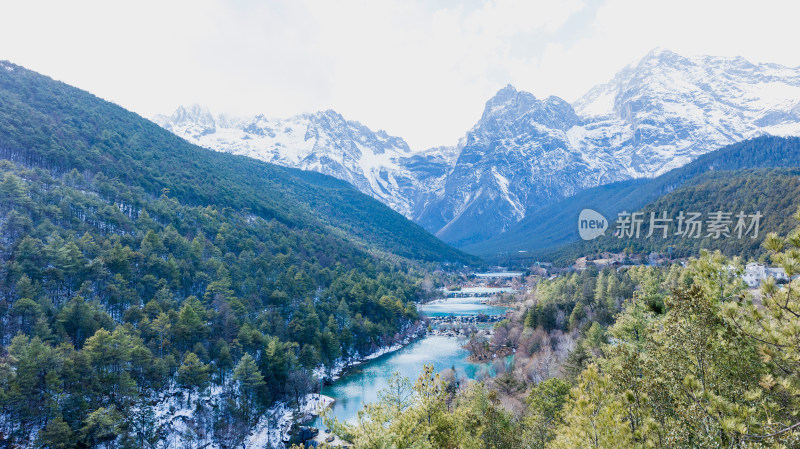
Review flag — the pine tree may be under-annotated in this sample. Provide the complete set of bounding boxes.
[233,353,265,417]
[0,172,28,210]
[81,407,119,447]
[36,416,74,449]
[523,377,571,449]
[551,365,633,449]
[721,219,800,443]
[177,352,210,398]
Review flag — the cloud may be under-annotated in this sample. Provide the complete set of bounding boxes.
[296,0,587,148]
[1,0,798,150]
[524,0,800,102]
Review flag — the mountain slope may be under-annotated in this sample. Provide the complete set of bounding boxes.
[0,60,479,447]
[0,61,471,264]
[414,85,622,246]
[466,136,800,258]
[433,50,800,246]
[156,50,800,248]
[153,106,443,219]
[572,48,800,176]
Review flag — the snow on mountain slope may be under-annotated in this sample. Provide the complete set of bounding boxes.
[427,50,800,246]
[414,85,626,246]
[153,49,800,248]
[573,48,800,177]
[153,106,429,217]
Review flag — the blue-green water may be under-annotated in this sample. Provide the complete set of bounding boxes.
[313,297,510,429]
[315,335,491,428]
[417,297,508,317]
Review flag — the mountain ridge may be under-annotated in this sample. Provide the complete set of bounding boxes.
[0,59,473,265]
[154,49,800,247]
[153,106,427,218]
[538,167,800,266]
[465,135,800,260]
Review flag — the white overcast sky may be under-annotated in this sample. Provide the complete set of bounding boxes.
[2,0,799,150]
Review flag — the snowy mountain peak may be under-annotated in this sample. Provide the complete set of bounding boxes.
[419,50,800,245]
[576,49,800,120]
[490,84,522,103]
[313,108,346,124]
[155,49,800,248]
[478,85,579,132]
[153,106,424,217]
[642,47,681,62]
[571,49,800,179]
[482,84,537,119]
[171,104,215,126]
[154,105,217,139]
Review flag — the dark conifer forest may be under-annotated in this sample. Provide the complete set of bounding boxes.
[0,62,470,446]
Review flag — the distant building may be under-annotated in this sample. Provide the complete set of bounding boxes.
[742,262,789,288]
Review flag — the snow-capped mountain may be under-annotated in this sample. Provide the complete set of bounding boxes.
[153,106,432,217]
[154,49,800,248]
[572,47,800,177]
[414,85,623,246]
[422,49,800,245]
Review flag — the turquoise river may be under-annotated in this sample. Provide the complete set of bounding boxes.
[314,293,510,429]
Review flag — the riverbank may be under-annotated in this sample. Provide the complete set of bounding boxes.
[314,321,428,383]
[144,323,428,449]
[296,323,429,447]
[244,327,432,449]
[302,283,526,445]
[315,334,493,426]
[142,386,336,449]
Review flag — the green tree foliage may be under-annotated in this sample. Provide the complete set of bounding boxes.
[338,218,800,449]
[0,61,474,265]
[521,377,571,448]
[177,352,210,393]
[721,211,800,443]
[0,59,471,448]
[549,248,799,448]
[546,168,800,266]
[552,364,633,449]
[36,416,74,449]
[525,267,640,333]
[233,353,264,396]
[0,154,427,444]
[330,364,526,449]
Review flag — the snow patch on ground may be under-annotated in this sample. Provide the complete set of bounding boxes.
[491,167,524,221]
[149,384,335,449]
[244,393,335,449]
[576,87,616,117]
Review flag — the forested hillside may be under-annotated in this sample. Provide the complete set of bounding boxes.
[0,61,468,447]
[0,61,472,264]
[468,136,800,259]
[543,168,800,265]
